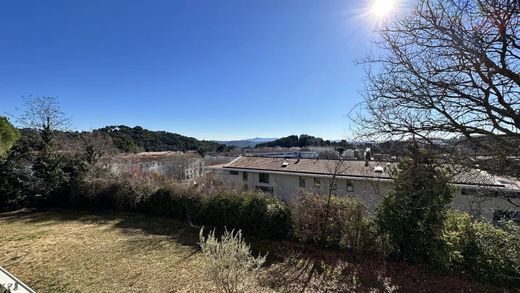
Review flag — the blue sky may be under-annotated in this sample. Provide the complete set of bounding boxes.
[0,0,390,140]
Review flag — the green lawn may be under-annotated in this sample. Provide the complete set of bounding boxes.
[0,209,511,292]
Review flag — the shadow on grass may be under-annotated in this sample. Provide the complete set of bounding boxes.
[254,240,508,293]
[0,209,511,293]
[0,208,200,248]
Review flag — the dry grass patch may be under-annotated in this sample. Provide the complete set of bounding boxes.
[0,209,515,293]
[0,209,214,292]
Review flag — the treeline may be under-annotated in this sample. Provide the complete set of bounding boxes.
[256,134,351,148]
[95,125,229,154]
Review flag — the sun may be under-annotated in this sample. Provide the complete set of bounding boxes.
[372,0,396,18]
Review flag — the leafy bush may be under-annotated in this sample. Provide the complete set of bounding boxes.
[197,192,293,240]
[142,187,204,222]
[68,174,292,240]
[0,142,35,212]
[0,160,29,212]
[292,193,378,252]
[443,211,520,286]
[376,157,454,264]
[0,116,19,157]
[199,228,266,293]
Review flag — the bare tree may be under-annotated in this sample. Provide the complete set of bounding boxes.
[162,154,203,181]
[17,96,70,133]
[16,96,71,199]
[356,0,520,176]
[81,132,117,166]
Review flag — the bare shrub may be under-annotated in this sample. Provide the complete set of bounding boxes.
[292,192,379,253]
[199,228,267,293]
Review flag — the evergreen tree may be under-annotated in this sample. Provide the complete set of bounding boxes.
[376,148,454,264]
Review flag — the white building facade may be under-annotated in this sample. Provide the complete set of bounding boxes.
[207,157,520,222]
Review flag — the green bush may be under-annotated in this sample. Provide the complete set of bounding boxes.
[0,116,19,157]
[376,157,454,265]
[69,177,135,210]
[142,187,204,222]
[0,159,29,212]
[0,142,35,212]
[198,192,293,240]
[67,175,292,240]
[292,193,378,252]
[443,211,520,286]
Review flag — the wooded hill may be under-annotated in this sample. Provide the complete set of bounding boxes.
[255,134,349,148]
[95,126,228,154]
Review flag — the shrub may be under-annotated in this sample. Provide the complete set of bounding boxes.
[0,116,19,157]
[376,157,454,264]
[198,192,293,240]
[443,211,520,286]
[69,177,135,210]
[199,228,266,293]
[292,193,377,252]
[69,169,170,211]
[0,160,29,212]
[68,175,292,240]
[0,143,35,212]
[142,187,204,222]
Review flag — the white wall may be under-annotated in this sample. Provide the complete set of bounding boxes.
[211,169,519,221]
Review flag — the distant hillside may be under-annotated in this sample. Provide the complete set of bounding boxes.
[96,125,228,154]
[256,134,350,148]
[215,137,277,148]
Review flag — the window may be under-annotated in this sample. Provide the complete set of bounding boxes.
[243,172,248,181]
[346,180,354,192]
[255,186,274,194]
[299,177,306,188]
[259,173,269,184]
[229,170,239,175]
[314,178,321,188]
[461,188,478,196]
[493,210,520,224]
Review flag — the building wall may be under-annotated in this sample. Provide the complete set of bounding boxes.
[211,168,519,221]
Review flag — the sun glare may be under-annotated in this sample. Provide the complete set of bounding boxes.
[372,0,396,18]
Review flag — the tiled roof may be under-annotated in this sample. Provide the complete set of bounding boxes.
[213,156,512,188]
[222,156,394,179]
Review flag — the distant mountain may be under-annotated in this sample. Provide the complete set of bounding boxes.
[248,137,278,143]
[215,138,278,148]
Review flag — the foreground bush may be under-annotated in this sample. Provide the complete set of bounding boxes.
[199,192,293,240]
[70,173,292,240]
[199,228,266,293]
[443,211,520,286]
[376,157,454,265]
[292,193,378,253]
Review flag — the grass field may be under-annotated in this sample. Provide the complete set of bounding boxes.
[0,209,514,292]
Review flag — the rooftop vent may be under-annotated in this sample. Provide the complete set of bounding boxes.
[281,161,289,168]
[374,166,384,174]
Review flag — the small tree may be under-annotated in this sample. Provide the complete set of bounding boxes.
[0,117,19,157]
[199,228,266,293]
[376,149,454,264]
[17,97,70,202]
